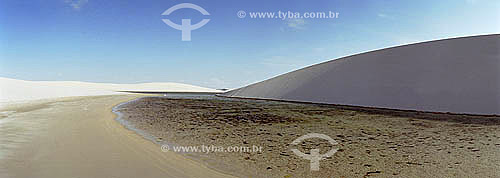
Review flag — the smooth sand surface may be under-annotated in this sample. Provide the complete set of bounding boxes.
[223,34,500,115]
[0,77,221,103]
[0,95,233,178]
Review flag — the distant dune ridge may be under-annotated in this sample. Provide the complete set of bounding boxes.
[0,77,221,103]
[222,34,500,115]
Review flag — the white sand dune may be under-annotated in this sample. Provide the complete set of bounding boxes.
[0,77,221,103]
[222,34,500,115]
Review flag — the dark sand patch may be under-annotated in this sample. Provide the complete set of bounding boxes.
[115,96,500,178]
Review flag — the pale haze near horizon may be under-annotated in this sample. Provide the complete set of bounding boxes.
[0,0,499,89]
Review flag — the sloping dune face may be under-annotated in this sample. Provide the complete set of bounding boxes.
[222,35,500,115]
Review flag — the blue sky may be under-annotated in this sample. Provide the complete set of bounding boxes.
[1,0,499,88]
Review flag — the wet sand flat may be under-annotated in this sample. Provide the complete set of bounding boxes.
[116,96,500,178]
[0,95,234,178]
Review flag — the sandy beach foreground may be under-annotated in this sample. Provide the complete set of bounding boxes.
[0,95,233,178]
[1,94,499,178]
